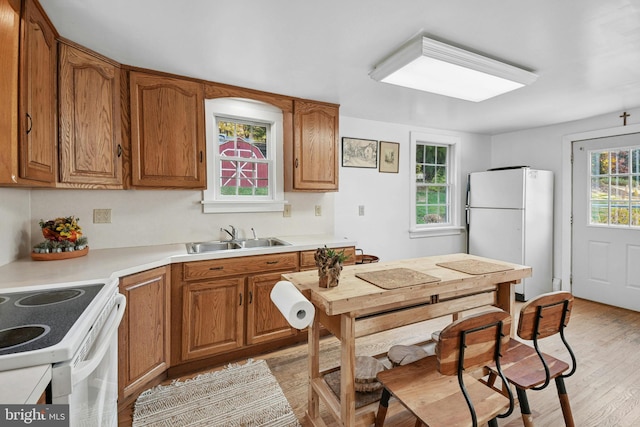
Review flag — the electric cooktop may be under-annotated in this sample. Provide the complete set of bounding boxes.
[0,284,104,356]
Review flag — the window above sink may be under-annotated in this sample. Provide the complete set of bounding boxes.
[202,98,286,213]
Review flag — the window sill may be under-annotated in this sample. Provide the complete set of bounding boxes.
[409,226,465,239]
[201,200,287,214]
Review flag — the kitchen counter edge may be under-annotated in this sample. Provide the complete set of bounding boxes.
[0,235,357,290]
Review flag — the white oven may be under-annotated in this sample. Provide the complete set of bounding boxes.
[0,278,125,427]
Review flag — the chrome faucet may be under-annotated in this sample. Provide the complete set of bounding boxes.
[221,225,237,241]
[251,227,257,240]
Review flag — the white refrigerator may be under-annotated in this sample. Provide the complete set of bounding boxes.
[466,167,553,301]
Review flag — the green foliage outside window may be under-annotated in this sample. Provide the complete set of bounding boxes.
[590,148,640,227]
[415,144,449,225]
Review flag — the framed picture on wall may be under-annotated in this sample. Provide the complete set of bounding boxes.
[342,137,378,168]
[379,141,399,173]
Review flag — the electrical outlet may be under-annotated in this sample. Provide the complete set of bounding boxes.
[93,209,112,224]
[283,204,292,217]
[358,205,365,216]
[315,205,322,216]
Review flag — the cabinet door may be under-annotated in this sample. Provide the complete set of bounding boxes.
[129,71,206,188]
[291,99,339,191]
[18,0,57,183]
[182,278,244,361]
[58,43,122,186]
[118,266,170,399]
[0,0,20,185]
[247,271,297,345]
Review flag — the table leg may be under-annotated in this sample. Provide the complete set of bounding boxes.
[308,313,321,423]
[340,314,356,426]
[496,281,516,335]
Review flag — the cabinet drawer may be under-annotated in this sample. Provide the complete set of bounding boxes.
[183,252,299,281]
[300,246,356,270]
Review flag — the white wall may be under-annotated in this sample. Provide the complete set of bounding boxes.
[0,188,31,265]
[28,190,335,250]
[490,106,640,288]
[336,116,492,262]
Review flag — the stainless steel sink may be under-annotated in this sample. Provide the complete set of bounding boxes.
[234,238,291,249]
[185,237,290,254]
[186,241,239,254]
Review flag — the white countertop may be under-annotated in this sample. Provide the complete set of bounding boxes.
[0,365,51,404]
[0,234,355,402]
[0,234,356,290]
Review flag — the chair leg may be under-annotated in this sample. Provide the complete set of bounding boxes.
[488,418,499,427]
[555,377,575,427]
[517,387,535,427]
[414,418,423,427]
[375,388,391,427]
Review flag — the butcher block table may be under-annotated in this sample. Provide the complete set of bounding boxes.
[282,253,531,427]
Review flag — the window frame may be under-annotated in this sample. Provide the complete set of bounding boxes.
[588,146,640,228]
[409,131,463,238]
[202,98,286,213]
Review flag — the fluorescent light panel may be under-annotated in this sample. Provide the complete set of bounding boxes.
[370,35,538,102]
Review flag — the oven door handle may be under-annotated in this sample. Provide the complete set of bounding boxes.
[71,294,126,386]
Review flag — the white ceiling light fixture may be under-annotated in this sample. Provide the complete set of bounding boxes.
[369,34,538,102]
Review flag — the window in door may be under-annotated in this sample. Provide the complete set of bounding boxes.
[202,98,285,213]
[410,132,460,236]
[589,146,640,227]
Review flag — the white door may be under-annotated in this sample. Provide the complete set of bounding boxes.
[572,134,640,311]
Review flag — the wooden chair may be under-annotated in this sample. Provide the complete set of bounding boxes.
[485,291,577,427]
[375,309,514,427]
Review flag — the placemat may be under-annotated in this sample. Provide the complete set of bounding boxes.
[436,259,513,275]
[356,268,440,289]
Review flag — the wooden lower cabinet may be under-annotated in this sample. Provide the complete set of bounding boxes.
[181,278,245,361]
[118,266,170,400]
[172,252,299,365]
[299,246,356,270]
[247,271,297,345]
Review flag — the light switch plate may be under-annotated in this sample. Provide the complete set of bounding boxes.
[283,204,292,217]
[315,205,322,216]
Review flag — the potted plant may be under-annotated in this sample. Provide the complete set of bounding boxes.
[314,246,349,288]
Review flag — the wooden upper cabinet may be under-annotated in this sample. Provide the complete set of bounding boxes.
[8,0,58,185]
[18,0,57,184]
[0,0,20,185]
[129,71,206,188]
[289,99,339,191]
[58,42,123,187]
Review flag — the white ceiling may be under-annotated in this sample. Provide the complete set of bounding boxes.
[40,0,640,135]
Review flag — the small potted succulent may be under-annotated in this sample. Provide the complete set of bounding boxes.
[314,246,349,288]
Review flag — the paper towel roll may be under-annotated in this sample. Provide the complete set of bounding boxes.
[270,281,315,329]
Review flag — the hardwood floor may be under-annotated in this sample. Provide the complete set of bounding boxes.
[121,298,640,426]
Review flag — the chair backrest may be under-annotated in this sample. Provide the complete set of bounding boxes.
[437,308,511,376]
[517,291,574,340]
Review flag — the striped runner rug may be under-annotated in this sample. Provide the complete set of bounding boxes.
[132,359,300,427]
